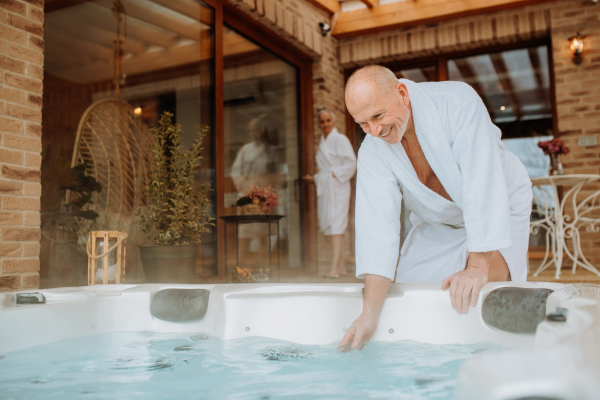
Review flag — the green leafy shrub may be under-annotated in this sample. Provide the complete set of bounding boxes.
[138,112,214,246]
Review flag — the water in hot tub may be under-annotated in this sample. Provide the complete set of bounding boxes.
[0,332,503,399]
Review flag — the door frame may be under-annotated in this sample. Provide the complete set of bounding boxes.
[205,0,317,280]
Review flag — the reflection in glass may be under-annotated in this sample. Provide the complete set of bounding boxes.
[448,46,552,138]
[42,0,216,287]
[223,26,302,273]
[393,66,438,82]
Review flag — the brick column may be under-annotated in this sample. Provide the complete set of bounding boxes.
[0,0,43,291]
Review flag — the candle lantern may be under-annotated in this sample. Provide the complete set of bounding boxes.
[87,231,128,285]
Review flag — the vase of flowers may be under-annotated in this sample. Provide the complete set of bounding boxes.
[538,138,569,176]
[235,186,280,215]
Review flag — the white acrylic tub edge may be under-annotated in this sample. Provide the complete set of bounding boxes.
[458,283,600,400]
[0,281,566,353]
[1,281,599,400]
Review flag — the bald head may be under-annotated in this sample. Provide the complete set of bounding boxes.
[345,65,398,101]
[344,65,412,145]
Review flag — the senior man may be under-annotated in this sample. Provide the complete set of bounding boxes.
[339,65,532,351]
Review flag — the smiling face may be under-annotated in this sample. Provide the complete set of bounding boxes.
[318,111,335,135]
[345,80,412,145]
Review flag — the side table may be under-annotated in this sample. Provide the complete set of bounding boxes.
[530,174,600,279]
[220,214,285,283]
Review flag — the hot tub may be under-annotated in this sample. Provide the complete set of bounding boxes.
[0,282,598,399]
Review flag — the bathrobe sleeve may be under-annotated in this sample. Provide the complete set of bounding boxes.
[355,138,402,281]
[331,134,357,184]
[230,146,244,191]
[451,94,512,252]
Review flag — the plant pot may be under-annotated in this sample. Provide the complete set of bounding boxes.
[139,245,198,283]
[238,204,270,215]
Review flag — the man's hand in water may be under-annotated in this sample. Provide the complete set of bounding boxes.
[338,313,378,351]
[338,274,391,352]
[441,251,491,315]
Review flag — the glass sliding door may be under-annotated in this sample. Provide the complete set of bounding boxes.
[42,0,216,287]
[222,25,303,274]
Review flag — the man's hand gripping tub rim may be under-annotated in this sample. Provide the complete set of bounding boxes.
[441,251,501,315]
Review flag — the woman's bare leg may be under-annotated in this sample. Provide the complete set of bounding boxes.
[488,250,511,281]
[325,234,344,278]
[338,237,347,276]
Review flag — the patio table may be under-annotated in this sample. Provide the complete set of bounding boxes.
[530,174,600,279]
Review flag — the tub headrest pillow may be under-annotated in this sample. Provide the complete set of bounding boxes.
[150,288,210,323]
[482,287,554,334]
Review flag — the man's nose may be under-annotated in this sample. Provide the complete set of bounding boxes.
[370,123,381,137]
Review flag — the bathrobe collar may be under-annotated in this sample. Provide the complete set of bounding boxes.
[400,79,464,208]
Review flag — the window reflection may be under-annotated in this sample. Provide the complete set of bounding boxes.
[448,46,552,137]
[42,0,216,287]
[223,26,302,273]
[393,66,438,82]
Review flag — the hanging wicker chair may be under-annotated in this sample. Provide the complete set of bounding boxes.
[68,98,154,282]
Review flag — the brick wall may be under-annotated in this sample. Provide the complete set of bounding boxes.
[550,0,600,266]
[0,0,43,291]
[338,4,552,66]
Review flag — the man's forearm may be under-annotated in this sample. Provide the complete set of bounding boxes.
[466,251,492,272]
[362,274,392,316]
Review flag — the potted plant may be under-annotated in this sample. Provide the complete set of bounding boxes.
[138,112,214,283]
[235,185,280,215]
[538,138,569,175]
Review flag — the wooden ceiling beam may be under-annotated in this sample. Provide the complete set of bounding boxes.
[489,52,523,120]
[45,34,257,85]
[333,0,554,38]
[306,0,340,15]
[451,58,496,120]
[527,47,545,89]
[359,0,378,8]
[53,4,179,48]
[93,0,203,42]
[146,0,213,26]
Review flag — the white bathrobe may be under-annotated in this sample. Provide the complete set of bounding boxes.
[355,79,532,283]
[315,128,357,235]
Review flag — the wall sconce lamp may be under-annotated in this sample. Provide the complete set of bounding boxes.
[568,32,585,64]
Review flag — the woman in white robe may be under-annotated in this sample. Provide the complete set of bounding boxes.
[304,108,357,278]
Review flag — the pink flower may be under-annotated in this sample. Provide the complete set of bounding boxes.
[538,139,567,155]
[242,185,281,209]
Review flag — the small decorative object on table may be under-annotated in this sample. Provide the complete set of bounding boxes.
[538,138,569,175]
[232,262,271,283]
[236,186,280,215]
[87,231,127,285]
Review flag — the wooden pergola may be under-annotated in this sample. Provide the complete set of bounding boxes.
[308,0,556,39]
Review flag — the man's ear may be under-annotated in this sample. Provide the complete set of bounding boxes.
[395,82,410,105]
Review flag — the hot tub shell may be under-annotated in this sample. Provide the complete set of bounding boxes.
[0,281,598,399]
